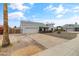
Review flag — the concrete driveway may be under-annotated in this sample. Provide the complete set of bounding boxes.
[28,33,68,48]
[33,34,79,56]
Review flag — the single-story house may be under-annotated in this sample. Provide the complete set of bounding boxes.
[46,23,55,31]
[20,21,47,33]
[20,21,54,34]
[9,26,20,34]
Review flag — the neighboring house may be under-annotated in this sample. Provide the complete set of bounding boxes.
[46,23,55,31]
[63,22,79,31]
[9,27,20,34]
[20,21,47,33]
[14,27,20,34]
[0,24,20,34]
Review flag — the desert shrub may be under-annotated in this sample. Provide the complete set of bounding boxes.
[57,29,61,34]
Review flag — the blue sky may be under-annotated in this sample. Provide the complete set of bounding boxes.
[0,3,79,27]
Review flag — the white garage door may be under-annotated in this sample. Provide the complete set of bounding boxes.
[23,29,38,33]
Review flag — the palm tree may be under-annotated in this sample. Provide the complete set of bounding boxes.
[2,3,10,47]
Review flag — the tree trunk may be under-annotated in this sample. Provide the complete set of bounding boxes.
[2,3,10,47]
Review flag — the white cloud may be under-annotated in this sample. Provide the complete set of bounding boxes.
[55,4,64,14]
[32,15,36,18]
[32,15,79,27]
[8,12,26,20]
[9,3,30,11]
[44,4,69,15]
[44,4,55,11]
[29,3,34,6]
[56,14,63,18]
[74,6,79,10]
[44,4,70,19]
[73,6,79,12]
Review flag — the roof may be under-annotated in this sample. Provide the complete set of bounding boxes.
[21,21,44,24]
[20,20,47,27]
[63,23,79,28]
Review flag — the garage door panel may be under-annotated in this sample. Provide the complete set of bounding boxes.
[23,29,38,33]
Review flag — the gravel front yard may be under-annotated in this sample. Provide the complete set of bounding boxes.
[43,32,77,40]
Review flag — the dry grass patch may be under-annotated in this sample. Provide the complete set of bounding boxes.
[11,44,43,56]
